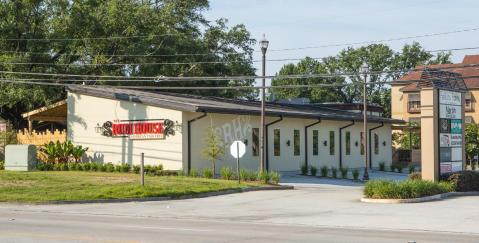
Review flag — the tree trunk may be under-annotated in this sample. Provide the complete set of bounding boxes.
[212,163,216,179]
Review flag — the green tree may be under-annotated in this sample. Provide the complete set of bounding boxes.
[201,127,224,177]
[0,0,257,127]
[465,123,479,164]
[272,42,451,117]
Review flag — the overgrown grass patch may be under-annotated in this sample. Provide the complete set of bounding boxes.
[0,171,261,203]
[364,179,454,199]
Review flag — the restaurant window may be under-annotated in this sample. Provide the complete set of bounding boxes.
[274,129,280,156]
[329,131,335,155]
[374,133,379,155]
[345,131,351,155]
[360,132,364,155]
[408,93,421,113]
[294,129,300,156]
[252,128,259,156]
[313,130,319,156]
[465,92,473,112]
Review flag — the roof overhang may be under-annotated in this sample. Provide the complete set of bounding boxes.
[22,100,67,123]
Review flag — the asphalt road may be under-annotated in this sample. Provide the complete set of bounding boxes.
[1,175,478,242]
[1,210,477,243]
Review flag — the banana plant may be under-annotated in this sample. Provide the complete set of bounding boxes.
[56,141,74,163]
[40,141,58,163]
[71,145,89,163]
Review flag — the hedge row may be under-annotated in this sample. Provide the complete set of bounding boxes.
[35,162,178,176]
[441,171,479,192]
[364,179,454,199]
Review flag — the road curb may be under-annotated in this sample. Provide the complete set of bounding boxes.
[361,191,479,204]
[28,185,294,205]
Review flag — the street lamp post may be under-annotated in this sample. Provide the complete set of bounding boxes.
[360,62,370,181]
[259,35,269,171]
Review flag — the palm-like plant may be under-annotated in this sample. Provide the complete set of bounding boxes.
[71,145,89,163]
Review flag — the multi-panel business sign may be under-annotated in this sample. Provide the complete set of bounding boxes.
[438,90,464,175]
[100,119,175,140]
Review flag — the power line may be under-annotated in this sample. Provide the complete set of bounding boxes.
[0,50,244,57]
[1,26,478,58]
[2,45,479,67]
[0,75,479,90]
[0,33,185,41]
[2,63,479,82]
[267,27,479,52]
[2,74,479,90]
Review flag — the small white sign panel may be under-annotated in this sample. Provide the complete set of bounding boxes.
[439,90,462,105]
[230,140,246,158]
[451,147,463,161]
[450,134,462,147]
[439,105,462,119]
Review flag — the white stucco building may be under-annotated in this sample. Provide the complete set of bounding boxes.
[64,85,403,173]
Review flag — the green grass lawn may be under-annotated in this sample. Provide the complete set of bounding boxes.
[0,171,261,203]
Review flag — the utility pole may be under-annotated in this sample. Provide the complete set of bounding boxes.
[259,35,269,171]
[361,62,370,181]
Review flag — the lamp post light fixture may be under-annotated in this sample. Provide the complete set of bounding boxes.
[259,34,269,172]
[360,62,370,181]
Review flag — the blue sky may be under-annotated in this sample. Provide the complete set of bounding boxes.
[204,0,479,82]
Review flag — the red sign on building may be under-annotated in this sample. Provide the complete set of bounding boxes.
[101,119,175,140]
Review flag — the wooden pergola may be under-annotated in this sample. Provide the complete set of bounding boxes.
[21,100,67,132]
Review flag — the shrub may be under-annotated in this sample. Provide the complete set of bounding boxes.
[396,165,404,173]
[248,170,258,181]
[99,163,107,172]
[257,170,270,184]
[53,163,62,171]
[203,168,214,179]
[340,167,348,179]
[239,169,249,181]
[60,163,69,171]
[189,168,199,177]
[269,171,280,184]
[76,163,84,171]
[104,163,115,172]
[0,160,4,170]
[90,163,100,172]
[310,166,318,176]
[352,169,359,180]
[132,165,141,174]
[331,167,337,178]
[67,162,76,171]
[300,163,308,175]
[159,170,178,176]
[82,163,91,171]
[120,163,131,173]
[378,162,385,171]
[408,165,416,174]
[441,171,479,192]
[177,170,185,176]
[220,167,234,180]
[320,166,328,177]
[364,179,454,199]
[390,164,396,172]
[408,172,422,180]
[36,162,53,171]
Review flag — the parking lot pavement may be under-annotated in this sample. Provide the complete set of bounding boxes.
[0,177,478,236]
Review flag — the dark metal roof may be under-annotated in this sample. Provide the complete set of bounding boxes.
[417,68,468,91]
[66,85,404,124]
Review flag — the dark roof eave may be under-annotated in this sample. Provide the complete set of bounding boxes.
[196,106,405,124]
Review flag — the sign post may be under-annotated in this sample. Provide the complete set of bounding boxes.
[438,90,464,176]
[421,87,465,182]
[230,141,246,184]
[140,152,145,186]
